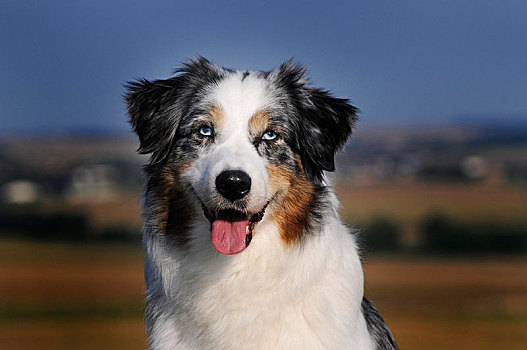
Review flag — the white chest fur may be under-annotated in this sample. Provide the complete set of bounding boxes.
[145,214,375,350]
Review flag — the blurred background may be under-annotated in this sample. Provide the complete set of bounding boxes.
[1,1,526,349]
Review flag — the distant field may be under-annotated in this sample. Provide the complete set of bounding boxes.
[44,193,143,228]
[336,182,527,247]
[1,238,527,350]
[336,182,527,224]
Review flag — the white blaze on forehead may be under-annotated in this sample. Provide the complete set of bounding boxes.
[186,71,271,214]
[209,72,270,132]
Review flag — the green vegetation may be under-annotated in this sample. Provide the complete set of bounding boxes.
[421,214,527,253]
[0,302,142,322]
[357,213,527,255]
[0,204,140,242]
[358,216,401,252]
[0,205,90,240]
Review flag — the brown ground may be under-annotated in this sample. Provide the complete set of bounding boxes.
[1,238,527,350]
[364,257,527,350]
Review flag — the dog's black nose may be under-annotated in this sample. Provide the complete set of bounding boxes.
[216,170,251,202]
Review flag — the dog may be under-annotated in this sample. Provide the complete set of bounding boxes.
[126,57,397,350]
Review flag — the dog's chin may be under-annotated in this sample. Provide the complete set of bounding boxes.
[202,202,269,255]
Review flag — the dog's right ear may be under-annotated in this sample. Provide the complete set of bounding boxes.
[125,77,184,164]
[272,60,358,184]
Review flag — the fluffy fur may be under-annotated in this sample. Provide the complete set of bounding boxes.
[126,57,397,349]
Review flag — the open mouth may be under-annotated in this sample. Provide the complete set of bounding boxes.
[203,203,268,255]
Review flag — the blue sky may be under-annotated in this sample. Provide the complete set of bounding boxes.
[1,1,526,134]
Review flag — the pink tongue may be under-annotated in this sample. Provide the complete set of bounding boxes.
[211,219,250,255]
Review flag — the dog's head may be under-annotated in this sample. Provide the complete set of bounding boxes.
[126,57,357,255]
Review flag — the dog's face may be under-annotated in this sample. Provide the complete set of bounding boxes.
[126,58,357,255]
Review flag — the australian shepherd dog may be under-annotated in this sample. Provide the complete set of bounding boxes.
[125,57,397,349]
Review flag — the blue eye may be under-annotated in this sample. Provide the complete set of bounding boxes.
[262,130,277,141]
[199,126,213,137]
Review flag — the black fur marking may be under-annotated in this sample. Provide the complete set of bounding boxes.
[306,185,332,233]
[276,150,291,165]
[256,137,298,173]
[142,165,195,249]
[245,232,252,246]
[362,298,398,350]
[125,77,183,164]
[241,71,250,81]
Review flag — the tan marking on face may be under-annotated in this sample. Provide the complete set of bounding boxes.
[249,110,271,136]
[174,159,194,173]
[150,165,196,249]
[208,106,225,129]
[266,164,291,195]
[267,158,315,245]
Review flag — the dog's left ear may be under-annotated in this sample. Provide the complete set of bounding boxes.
[125,77,184,164]
[274,61,358,183]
